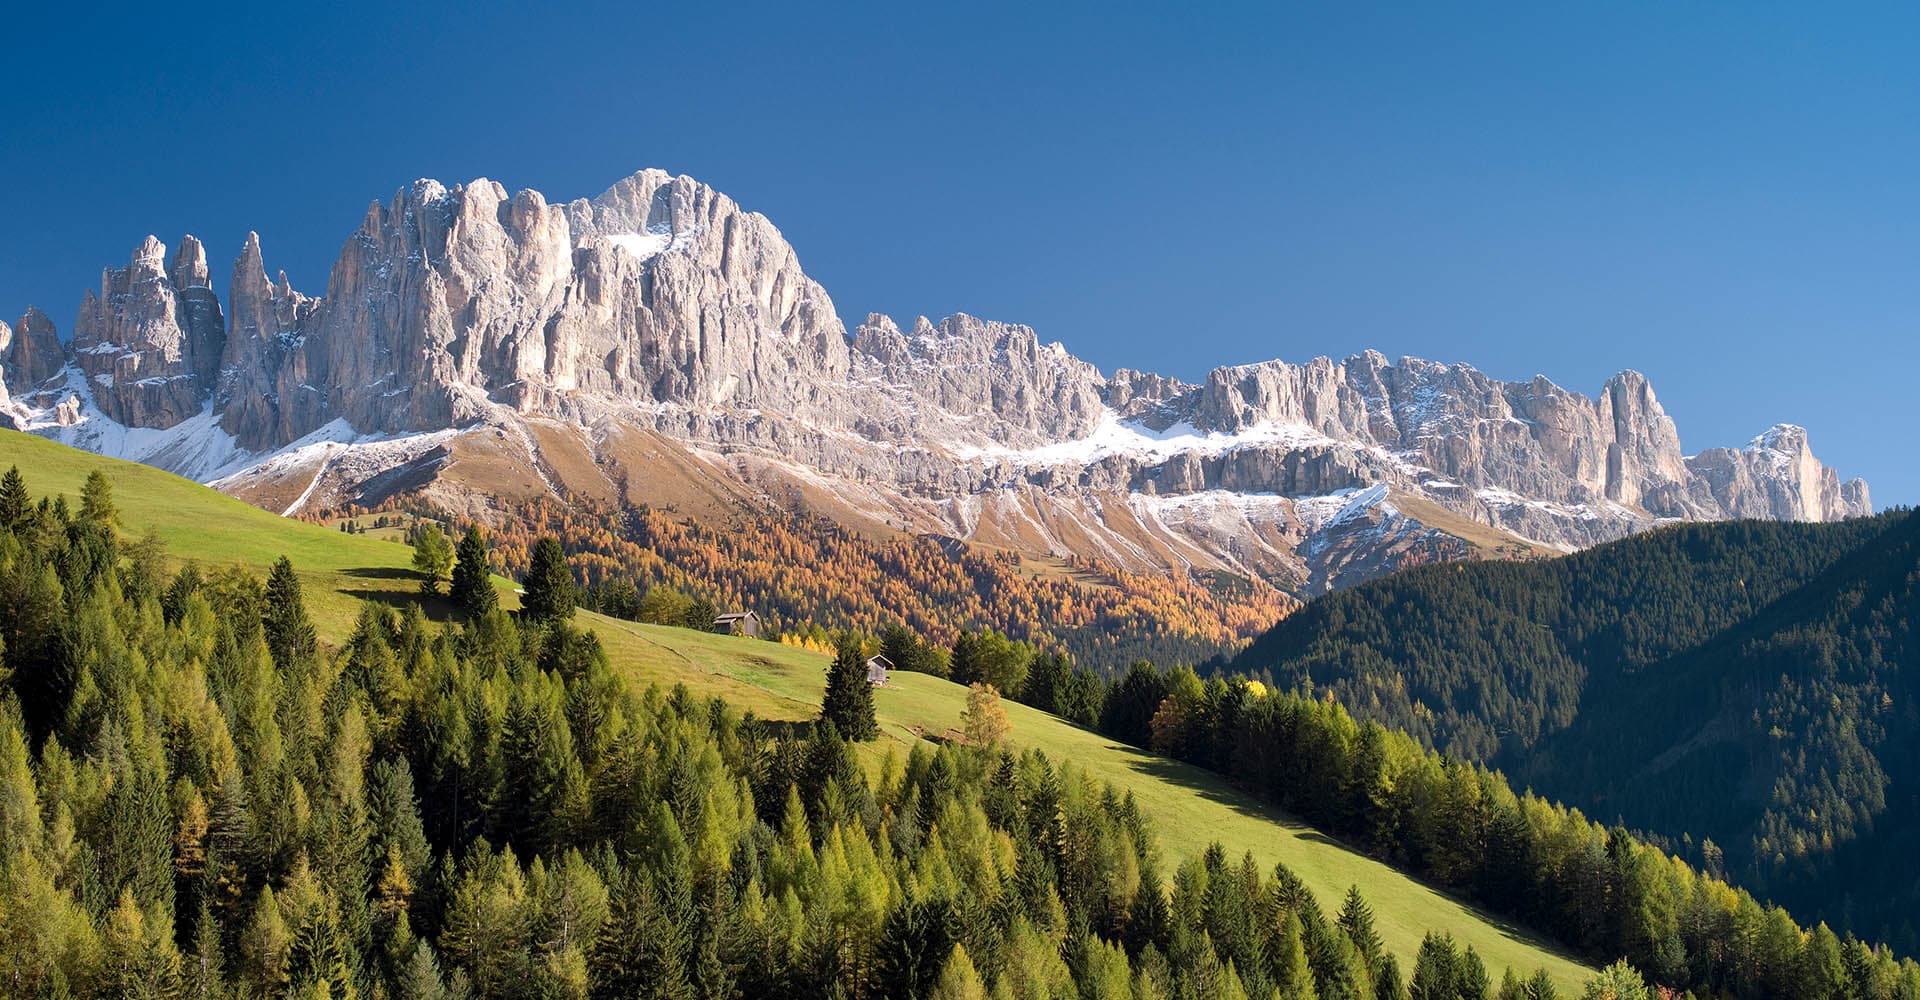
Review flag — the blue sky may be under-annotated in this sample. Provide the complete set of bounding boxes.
[2,2,1914,504]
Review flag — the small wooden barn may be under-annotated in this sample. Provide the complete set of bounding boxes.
[713,611,760,638]
[864,653,894,687]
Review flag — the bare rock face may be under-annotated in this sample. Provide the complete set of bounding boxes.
[849,313,1106,446]
[11,166,1874,595]
[206,170,856,445]
[218,233,321,450]
[70,235,226,428]
[1686,424,1872,521]
[9,307,66,387]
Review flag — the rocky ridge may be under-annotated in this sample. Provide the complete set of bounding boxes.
[0,168,1872,593]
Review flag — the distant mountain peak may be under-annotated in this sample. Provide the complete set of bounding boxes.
[0,167,1872,594]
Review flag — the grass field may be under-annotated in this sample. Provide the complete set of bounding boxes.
[1,429,1594,990]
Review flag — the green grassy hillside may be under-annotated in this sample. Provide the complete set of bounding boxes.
[0,429,1593,989]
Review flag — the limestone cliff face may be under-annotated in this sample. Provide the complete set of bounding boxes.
[69,236,227,428]
[5,167,1873,593]
[3,307,65,389]
[217,232,321,450]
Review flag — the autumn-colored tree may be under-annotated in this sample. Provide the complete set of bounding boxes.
[961,683,1011,748]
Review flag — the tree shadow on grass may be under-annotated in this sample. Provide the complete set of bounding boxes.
[343,566,417,581]
[337,587,434,610]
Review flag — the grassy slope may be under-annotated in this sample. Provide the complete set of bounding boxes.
[2,430,1591,989]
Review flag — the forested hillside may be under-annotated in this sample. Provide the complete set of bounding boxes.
[1230,510,1920,950]
[331,497,1295,672]
[7,433,1919,1000]
[0,461,1576,999]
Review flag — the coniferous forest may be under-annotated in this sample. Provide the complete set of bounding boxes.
[1229,510,1920,950]
[4,465,1918,1000]
[0,468,1563,999]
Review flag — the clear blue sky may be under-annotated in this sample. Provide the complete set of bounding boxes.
[2,2,1914,504]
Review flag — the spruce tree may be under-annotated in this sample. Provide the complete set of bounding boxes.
[1458,945,1492,1000]
[78,469,118,537]
[0,466,29,528]
[682,596,717,633]
[1376,954,1410,1000]
[262,556,317,669]
[449,527,497,619]
[821,636,878,741]
[1337,884,1385,974]
[520,536,576,623]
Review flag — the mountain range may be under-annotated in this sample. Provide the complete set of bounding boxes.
[0,169,1871,594]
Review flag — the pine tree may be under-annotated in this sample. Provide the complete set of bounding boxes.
[876,897,957,999]
[0,466,30,528]
[1410,933,1460,1000]
[185,903,226,1000]
[262,556,317,669]
[78,469,118,537]
[1458,946,1493,1000]
[682,596,717,633]
[1376,954,1410,1000]
[396,942,450,1000]
[450,527,497,619]
[101,888,185,1000]
[1337,884,1385,974]
[521,536,576,623]
[821,636,878,741]
[1270,911,1317,1000]
[409,523,454,595]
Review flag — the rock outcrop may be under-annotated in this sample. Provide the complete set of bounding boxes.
[4,167,1873,594]
[4,307,65,388]
[69,235,226,428]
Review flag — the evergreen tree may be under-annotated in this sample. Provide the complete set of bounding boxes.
[682,596,717,633]
[262,557,317,669]
[449,527,497,619]
[1337,884,1385,974]
[821,635,878,741]
[1270,911,1317,1000]
[1459,946,1493,1000]
[876,897,957,999]
[880,623,929,676]
[409,523,454,595]
[0,466,29,528]
[520,536,576,624]
[396,942,450,1000]
[1410,933,1460,1000]
[1376,954,1410,1000]
[79,469,119,537]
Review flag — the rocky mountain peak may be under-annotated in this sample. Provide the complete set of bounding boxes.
[68,235,226,428]
[3,306,64,388]
[169,235,212,289]
[9,166,1874,597]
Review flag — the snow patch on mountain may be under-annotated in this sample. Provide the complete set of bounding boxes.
[946,408,1353,465]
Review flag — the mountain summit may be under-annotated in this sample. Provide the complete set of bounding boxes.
[0,169,1871,593]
